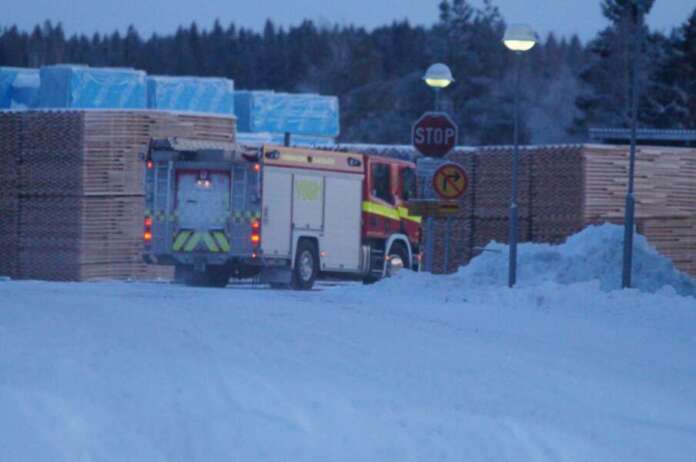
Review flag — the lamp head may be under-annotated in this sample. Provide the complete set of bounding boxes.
[503,24,537,52]
[423,63,454,89]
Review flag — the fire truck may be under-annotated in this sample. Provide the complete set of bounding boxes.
[143,138,421,289]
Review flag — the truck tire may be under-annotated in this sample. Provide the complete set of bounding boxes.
[386,241,409,276]
[291,240,318,290]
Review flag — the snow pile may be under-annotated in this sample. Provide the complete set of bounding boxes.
[368,224,696,301]
[463,224,696,295]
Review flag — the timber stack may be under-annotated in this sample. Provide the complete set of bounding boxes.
[0,109,236,281]
[449,144,696,276]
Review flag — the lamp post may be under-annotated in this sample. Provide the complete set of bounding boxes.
[622,1,645,289]
[421,63,454,273]
[503,24,536,288]
[423,63,454,111]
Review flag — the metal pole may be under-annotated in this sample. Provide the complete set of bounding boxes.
[622,2,643,289]
[435,88,441,112]
[508,52,522,288]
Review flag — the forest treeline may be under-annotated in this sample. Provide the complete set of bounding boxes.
[1,0,694,144]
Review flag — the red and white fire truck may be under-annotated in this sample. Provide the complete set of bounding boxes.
[143,139,421,289]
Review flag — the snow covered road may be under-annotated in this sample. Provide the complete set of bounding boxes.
[1,273,695,461]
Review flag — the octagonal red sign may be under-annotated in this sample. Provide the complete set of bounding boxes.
[412,111,458,158]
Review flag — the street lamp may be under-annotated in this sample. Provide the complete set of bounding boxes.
[503,24,536,288]
[423,63,454,111]
[622,1,646,289]
[421,63,455,273]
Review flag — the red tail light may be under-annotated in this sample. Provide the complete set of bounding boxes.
[144,216,153,243]
[146,161,154,169]
[250,219,261,246]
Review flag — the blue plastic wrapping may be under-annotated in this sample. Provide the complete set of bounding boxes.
[0,67,39,108]
[147,76,235,114]
[235,131,335,147]
[39,65,147,108]
[234,91,339,137]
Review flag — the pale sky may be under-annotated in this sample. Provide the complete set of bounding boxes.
[4,0,695,41]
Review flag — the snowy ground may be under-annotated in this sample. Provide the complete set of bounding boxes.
[1,225,696,461]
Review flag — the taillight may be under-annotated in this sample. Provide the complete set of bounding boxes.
[253,163,261,173]
[146,160,154,169]
[144,216,153,243]
[250,219,261,246]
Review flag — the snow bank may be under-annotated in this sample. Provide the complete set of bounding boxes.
[371,224,696,299]
[463,224,696,295]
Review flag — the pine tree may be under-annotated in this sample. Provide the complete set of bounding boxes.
[574,0,656,133]
[647,8,696,128]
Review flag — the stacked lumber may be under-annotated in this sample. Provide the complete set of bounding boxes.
[0,109,236,281]
[148,111,237,143]
[531,146,586,244]
[474,147,533,219]
[472,217,532,255]
[0,112,20,277]
[637,217,696,277]
[583,144,696,220]
[581,144,696,276]
[18,196,145,280]
[438,143,696,276]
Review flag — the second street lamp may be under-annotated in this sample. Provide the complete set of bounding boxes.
[503,24,536,288]
[423,63,454,111]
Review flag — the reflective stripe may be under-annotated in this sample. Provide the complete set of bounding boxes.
[362,201,400,221]
[398,207,422,224]
[172,231,192,251]
[212,232,231,252]
[183,232,203,252]
[201,233,220,253]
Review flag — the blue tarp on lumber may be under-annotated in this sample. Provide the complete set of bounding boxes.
[234,91,339,137]
[38,65,147,108]
[147,76,235,114]
[0,67,40,109]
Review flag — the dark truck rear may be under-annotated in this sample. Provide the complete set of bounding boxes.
[143,138,263,286]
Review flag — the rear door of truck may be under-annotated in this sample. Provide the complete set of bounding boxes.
[173,170,231,253]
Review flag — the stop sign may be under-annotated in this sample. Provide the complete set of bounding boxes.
[412,111,458,158]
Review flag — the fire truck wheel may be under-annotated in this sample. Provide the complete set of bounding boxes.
[291,240,318,290]
[388,242,410,273]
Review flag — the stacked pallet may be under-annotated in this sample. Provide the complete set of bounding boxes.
[1,109,236,281]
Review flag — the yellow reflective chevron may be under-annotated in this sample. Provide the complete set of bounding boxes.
[212,231,231,252]
[183,232,203,252]
[173,231,193,251]
[362,201,400,221]
[398,207,422,224]
[174,230,229,253]
[201,233,220,252]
